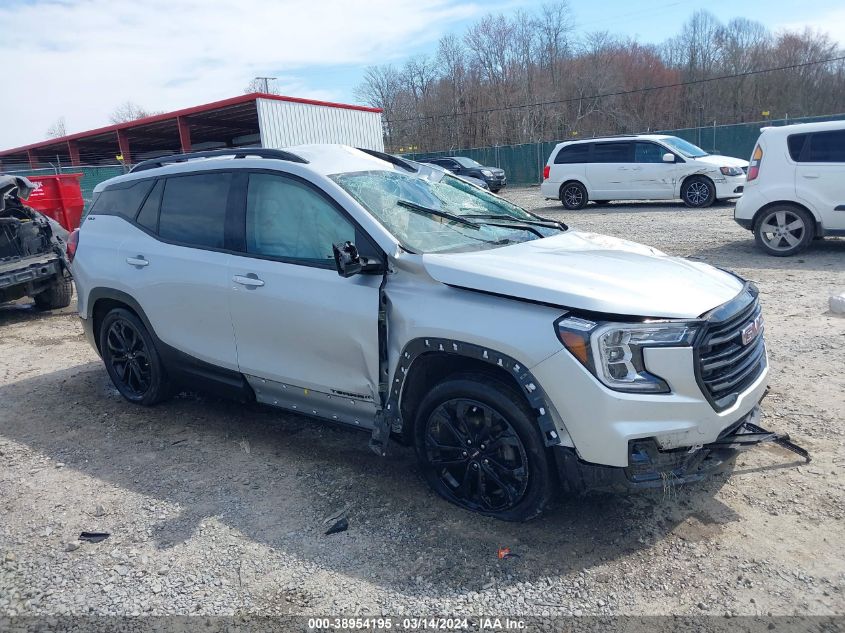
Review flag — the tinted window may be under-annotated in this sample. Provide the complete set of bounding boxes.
[803,130,845,163]
[89,179,154,220]
[246,173,354,263]
[554,144,590,164]
[136,179,163,231]
[635,142,666,163]
[158,173,231,249]
[593,142,633,163]
[787,134,807,161]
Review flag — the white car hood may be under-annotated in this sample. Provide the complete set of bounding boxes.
[692,154,749,168]
[423,231,744,318]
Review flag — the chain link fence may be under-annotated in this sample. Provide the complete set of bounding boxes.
[401,113,845,186]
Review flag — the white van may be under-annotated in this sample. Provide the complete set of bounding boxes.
[734,120,845,256]
[542,135,748,209]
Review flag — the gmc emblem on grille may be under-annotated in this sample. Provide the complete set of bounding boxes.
[741,314,764,346]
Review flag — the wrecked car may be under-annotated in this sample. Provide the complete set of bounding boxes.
[71,146,805,521]
[0,175,73,310]
[541,135,748,209]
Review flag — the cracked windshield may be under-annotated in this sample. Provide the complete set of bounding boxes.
[332,170,562,253]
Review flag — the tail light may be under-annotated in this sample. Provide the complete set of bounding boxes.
[543,165,550,180]
[66,228,79,263]
[747,145,763,182]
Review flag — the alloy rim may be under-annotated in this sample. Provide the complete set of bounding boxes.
[686,181,710,206]
[106,319,152,397]
[564,186,584,208]
[759,210,805,251]
[424,398,528,512]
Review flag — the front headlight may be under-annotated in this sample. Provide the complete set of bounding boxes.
[720,166,744,177]
[557,317,699,393]
[481,169,493,177]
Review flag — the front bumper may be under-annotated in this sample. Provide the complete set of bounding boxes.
[554,406,809,493]
[485,174,507,189]
[714,175,746,199]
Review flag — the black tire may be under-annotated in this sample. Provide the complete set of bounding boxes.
[681,176,716,208]
[753,205,814,257]
[99,308,172,405]
[560,181,588,210]
[34,276,72,310]
[414,373,554,521]
[490,188,501,193]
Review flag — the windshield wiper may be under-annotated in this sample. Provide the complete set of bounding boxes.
[396,199,479,228]
[464,213,567,231]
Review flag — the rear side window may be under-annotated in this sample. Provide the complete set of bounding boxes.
[801,130,845,163]
[89,179,154,220]
[787,134,807,161]
[158,173,232,249]
[592,142,633,163]
[554,144,590,164]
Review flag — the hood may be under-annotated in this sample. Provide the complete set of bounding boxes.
[693,154,748,168]
[422,231,744,319]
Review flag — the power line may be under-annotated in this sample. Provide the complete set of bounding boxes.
[385,54,845,124]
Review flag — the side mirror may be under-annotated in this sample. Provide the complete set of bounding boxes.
[332,241,383,278]
[662,153,676,163]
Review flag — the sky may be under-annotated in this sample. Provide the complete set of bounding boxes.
[1,0,843,150]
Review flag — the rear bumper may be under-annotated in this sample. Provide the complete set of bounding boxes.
[0,255,62,291]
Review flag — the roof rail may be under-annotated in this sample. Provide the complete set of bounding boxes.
[129,148,309,173]
[356,148,418,173]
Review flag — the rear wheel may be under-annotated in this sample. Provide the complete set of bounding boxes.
[99,308,172,405]
[34,276,72,310]
[414,373,553,521]
[560,182,588,210]
[754,205,814,257]
[681,176,716,208]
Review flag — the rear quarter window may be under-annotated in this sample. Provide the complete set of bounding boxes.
[554,144,590,164]
[88,179,154,220]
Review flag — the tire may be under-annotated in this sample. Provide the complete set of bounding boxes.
[414,373,554,521]
[99,308,172,405]
[753,205,814,257]
[560,182,588,210]
[681,176,716,208]
[34,276,72,310]
[490,188,501,193]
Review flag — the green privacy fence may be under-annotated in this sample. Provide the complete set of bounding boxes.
[3,165,125,209]
[402,113,845,186]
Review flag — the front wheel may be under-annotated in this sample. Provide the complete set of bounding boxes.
[99,308,172,405]
[560,182,588,210]
[414,373,554,521]
[754,205,814,256]
[681,176,716,208]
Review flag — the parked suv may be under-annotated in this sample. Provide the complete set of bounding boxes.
[734,121,845,256]
[542,135,748,209]
[419,156,506,192]
[73,146,801,521]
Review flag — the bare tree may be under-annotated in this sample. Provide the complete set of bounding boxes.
[46,117,67,139]
[109,102,161,124]
[244,77,280,94]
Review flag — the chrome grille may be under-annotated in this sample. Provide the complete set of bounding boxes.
[696,290,766,411]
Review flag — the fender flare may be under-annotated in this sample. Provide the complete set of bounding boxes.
[385,337,563,447]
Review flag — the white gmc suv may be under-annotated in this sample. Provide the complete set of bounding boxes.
[542,134,748,209]
[71,145,804,521]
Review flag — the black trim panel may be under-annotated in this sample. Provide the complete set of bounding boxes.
[834,205,845,211]
[386,337,562,447]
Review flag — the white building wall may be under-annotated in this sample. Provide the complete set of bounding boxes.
[257,98,384,151]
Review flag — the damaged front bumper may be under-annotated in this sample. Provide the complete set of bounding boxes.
[555,406,810,494]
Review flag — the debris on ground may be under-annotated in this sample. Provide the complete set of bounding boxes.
[78,532,110,543]
[324,518,348,535]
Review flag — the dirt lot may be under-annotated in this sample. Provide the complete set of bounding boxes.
[1,189,844,620]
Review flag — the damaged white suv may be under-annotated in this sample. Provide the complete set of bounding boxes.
[72,146,806,521]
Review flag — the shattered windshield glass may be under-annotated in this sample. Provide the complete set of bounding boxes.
[331,170,561,254]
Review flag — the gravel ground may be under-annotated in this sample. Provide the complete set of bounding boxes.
[1,188,844,620]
